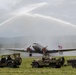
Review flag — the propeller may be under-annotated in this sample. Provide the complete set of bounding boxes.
[42,46,47,55]
[26,46,32,57]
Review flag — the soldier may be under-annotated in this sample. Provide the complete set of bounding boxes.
[42,53,50,62]
[49,55,52,60]
[7,55,12,60]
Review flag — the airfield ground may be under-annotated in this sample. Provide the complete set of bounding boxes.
[0,56,76,75]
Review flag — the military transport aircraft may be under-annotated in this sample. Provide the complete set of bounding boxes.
[6,43,76,57]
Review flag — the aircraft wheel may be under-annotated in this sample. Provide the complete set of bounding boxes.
[29,53,32,57]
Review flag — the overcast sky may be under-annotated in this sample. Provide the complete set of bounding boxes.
[0,0,76,24]
[1,0,76,55]
[0,0,76,37]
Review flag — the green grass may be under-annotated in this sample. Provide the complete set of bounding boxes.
[0,56,76,75]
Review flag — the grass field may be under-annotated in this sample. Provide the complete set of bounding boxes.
[0,56,76,75]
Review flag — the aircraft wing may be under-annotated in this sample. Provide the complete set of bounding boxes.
[6,48,27,52]
[46,49,76,53]
[5,48,37,53]
[6,48,76,53]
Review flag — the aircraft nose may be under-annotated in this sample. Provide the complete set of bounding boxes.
[32,43,37,46]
